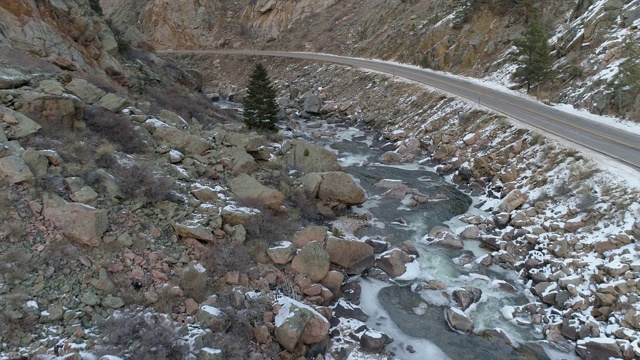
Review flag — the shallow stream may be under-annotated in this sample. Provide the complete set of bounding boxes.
[297,122,578,360]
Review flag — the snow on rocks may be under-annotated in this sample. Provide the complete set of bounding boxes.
[273,296,330,352]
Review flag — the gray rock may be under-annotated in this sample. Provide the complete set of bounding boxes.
[291,241,331,282]
[444,307,474,333]
[81,291,101,306]
[172,223,215,242]
[96,93,129,112]
[376,248,413,277]
[303,94,323,114]
[102,295,124,309]
[575,338,622,360]
[1,106,41,139]
[70,186,99,206]
[0,155,35,185]
[65,78,107,104]
[0,70,30,89]
[498,189,527,213]
[198,305,230,332]
[452,287,482,310]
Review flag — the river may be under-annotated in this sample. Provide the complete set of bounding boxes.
[290,120,579,360]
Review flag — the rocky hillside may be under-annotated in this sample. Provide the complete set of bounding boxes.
[105,0,640,120]
[2,1,640,360]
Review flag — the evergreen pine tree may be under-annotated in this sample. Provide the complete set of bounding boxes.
[613,37,640,113]
[243,63,279,131]
[510,17,553,93]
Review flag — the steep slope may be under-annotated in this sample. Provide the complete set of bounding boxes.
[107,0,640,119]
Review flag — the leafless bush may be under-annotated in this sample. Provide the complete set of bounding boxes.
[95,311,188,360]
[553,182,573,197]
[244,206,299,245]
[110,162,174,205]
[201,240,253,280]
[84,106,148,154]
[179,266,210,302]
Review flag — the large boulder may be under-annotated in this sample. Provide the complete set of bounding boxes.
[452,287,483,310]
[95,93,129,112]
[575,338,623,360]
[292,226,327,248]
[274,296,330,352]
[498,189,528,213]
[42,194,108,247]
[291,241,330,282]
[303,94,323,114]
[1,106,41,139]
[376,248,413,277]
[12,90,85,129]
[444,307,474,333]
[0,69,30,89]
[317,171,366,205]
[143,119,211,156]
[64,78,107,104]
[228,174,285,208]
[325,236,374,275]
[0,155,35,185]
[221,146,256,174]
[283,139,341,173]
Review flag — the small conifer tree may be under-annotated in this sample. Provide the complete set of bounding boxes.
[243,63,279,131]
[510,17,553,93]
[613,37,640,114]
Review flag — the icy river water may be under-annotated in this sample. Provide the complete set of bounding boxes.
[294,121,579,360]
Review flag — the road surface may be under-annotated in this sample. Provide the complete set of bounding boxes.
[160,49,640,171]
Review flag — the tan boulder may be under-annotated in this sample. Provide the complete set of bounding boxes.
[321,270,344,295]
[283,139,341,173]
[14,90,85,129]
[221,146,256,174]
[498,189,527,213]
[292,226,327,248]
[325,236,374,274]
[376,248,413,277]
[317,171,366,205]
[300,172,322,197]
[291,241,330,282]
[229,174,285,208]
[43,194,108,247]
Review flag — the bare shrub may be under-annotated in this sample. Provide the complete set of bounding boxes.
[576,186,598,212]
[83,106,148,154]
[110,162,174,204]
[244,206,299,245]
[201,240,253,280]
[0,246,32,281]
[553,182,573,197]
[179,266,210,302]
[95,311,188,360]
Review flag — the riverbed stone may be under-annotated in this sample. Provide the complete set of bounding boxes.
[452,287,483,310]
[444,307,474,333]
[317,171,366,205]
[575,338,623,360]
[360,330,392,353]
[325,236,375,274]
[376,248,413,277]
[283,139,341,173]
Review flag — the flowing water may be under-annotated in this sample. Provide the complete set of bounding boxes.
[294,121,579,360]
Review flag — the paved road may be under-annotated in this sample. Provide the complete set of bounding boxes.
[160,49,640,170]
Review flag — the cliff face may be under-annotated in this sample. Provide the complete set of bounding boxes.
[0,0,123,76]
[106,0,640,119]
